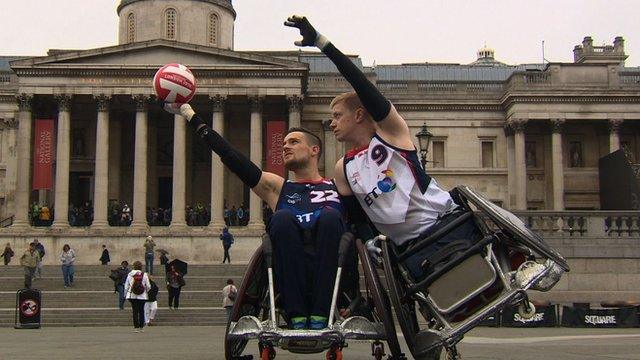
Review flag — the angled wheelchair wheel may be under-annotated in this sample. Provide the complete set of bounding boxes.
[225,245,269,360]
[355,238,404,359]
[381,241,441,360]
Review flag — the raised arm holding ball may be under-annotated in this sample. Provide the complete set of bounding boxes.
[162,97,345,330]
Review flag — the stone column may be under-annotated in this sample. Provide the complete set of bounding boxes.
[209,95,226,230]
[52,94,72,228]
[11,94,32,228]
[551,119,565,211]
[511,119,527,210]
[248,96,264,230]
[132,95,149,229]
[504,125,516,209]
[3,119,19,218]
[287,95,302,129]
[323,120,336,178]
[170,112,187,229]
[287,95,303,179]
[91,95,111,228]
[608,119,623,154]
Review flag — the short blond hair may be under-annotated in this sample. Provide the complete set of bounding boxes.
[330,92,373,122]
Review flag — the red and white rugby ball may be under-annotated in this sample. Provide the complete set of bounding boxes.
[153,63,197,103]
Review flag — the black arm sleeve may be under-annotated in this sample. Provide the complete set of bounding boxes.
[188,114,262,188]
[322,43,391,122]
[341,194,378,240]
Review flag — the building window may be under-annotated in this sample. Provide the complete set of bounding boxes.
[568,141,583,167]
[165,8,177,40]
[127,13,135,43]
[208,13,219,46]
[481,141,494,168]
[525,141,537,168]
[432,141,445,168]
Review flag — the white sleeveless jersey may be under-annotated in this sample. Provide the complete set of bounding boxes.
[344,135,457,245]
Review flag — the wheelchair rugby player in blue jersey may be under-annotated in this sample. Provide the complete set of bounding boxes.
[164,103,406,359]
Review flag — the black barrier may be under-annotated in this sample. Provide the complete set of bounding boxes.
[501,305,558,327]
[15,289,41,329]
[561,306,638,328]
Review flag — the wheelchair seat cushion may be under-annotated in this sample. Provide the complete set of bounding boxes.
[402,215,482,280]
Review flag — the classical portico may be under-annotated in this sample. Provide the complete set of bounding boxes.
[5,40,307,234]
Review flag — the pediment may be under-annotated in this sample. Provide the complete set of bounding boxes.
[10,39,307,71]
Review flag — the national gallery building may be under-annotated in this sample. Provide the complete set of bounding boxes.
[0,0,639,262]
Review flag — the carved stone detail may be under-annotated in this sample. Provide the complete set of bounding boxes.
[55,94,72,112]
[133,94,149,111]
[287,95,303,112]
[608,119,624,133]
[508,119,527,133]
[1,118,18,129]
[16,93,33,111]
[95,94,111,112]
[551,118,565,133]
[210,94,227,112]
[248,96,263,113]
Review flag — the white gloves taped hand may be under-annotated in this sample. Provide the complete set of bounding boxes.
[163,103,195,121]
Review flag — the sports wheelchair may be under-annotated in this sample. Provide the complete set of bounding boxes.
[225,231,406,359]
[373,185,569,359]
[225,186,569,359]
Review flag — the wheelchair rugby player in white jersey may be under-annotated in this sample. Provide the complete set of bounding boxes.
[286,15,570,360]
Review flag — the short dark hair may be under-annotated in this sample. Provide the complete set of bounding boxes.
[227,278,234,285]
[286,127,322,159]
[133,261,143,270]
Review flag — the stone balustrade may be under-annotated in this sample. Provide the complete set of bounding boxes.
[512,211,640,239]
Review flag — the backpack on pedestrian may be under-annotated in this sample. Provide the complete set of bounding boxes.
[131,272,145,295]
[228,285,237,301]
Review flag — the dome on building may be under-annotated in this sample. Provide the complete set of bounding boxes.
[470,44,507,66]
[117,0,236,50]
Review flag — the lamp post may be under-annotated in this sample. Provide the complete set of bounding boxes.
[415,122,433,169]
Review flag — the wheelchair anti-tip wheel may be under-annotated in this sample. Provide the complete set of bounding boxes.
[517,300,536,319]
[326,345,343,360]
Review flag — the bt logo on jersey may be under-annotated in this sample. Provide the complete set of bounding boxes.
[364,169,397,207]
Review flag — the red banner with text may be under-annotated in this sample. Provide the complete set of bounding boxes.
[265,121,286,177]
[33,119,55,190]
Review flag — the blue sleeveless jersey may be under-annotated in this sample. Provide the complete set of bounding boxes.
[275,179,345,230]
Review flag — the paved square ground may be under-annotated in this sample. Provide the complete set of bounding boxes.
[3,326,640,359]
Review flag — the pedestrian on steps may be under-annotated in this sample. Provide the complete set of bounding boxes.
[124,261,150,332]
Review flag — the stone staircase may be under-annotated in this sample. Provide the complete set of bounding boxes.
[0,264,247,327]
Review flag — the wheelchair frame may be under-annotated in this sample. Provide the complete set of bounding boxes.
[378,185,568,359]
[224,234,406,360]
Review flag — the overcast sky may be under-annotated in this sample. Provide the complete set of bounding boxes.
[2,0,639,67]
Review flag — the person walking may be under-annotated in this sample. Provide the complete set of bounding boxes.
[166,264,185,310]
[60,244,76,288]
[99,245,110,265]
[112,261,130,310]
[143,236,156,275]
[1,243,14,265]
[222,279,237,321]
[219,227,234,264]
[20,243,40,289]
[144,276,159,326]
[33,239,45,279]
[124,261,151,332]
